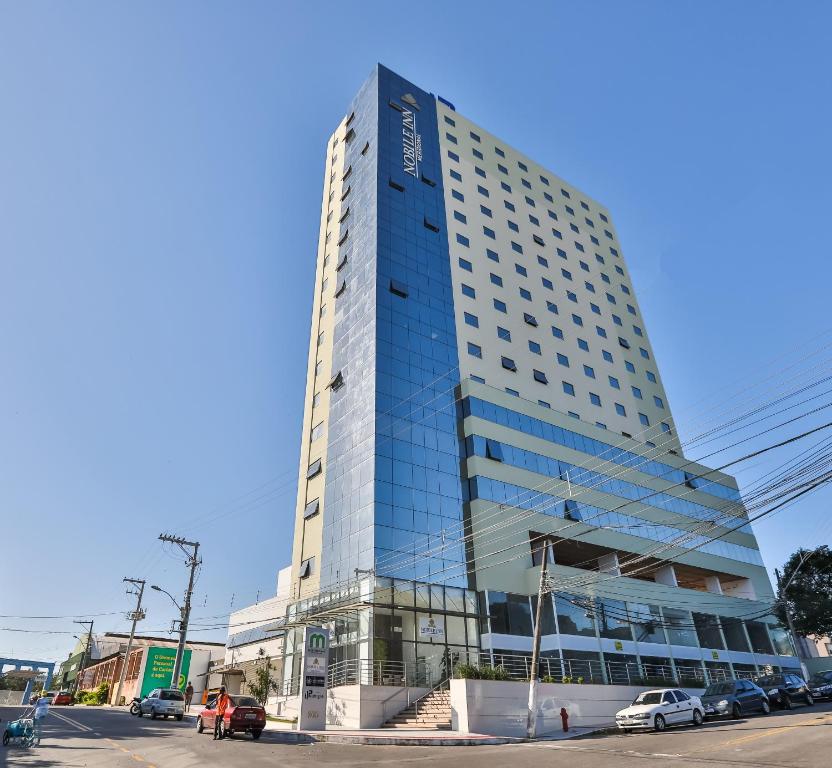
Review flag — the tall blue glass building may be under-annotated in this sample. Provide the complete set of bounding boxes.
[282,64,798,688]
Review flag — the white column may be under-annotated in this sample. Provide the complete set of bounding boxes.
[654,564,678,587]
[704,575,723,595]
[598,552,621,576]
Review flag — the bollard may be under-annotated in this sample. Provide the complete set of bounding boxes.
[560,707,569,732]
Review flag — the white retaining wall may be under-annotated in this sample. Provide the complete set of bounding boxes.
[327,684,429,729]
[451,679,705,737]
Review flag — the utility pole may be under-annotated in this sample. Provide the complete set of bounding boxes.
[526,538,554,739]
[73,619,94,694]
[114,578,146,707]
[158,533,201,691]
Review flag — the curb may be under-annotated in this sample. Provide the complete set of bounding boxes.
[266,731,524,746]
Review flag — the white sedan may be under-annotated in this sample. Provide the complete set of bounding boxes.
[615,688,704,732]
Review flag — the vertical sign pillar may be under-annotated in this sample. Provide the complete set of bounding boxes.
[297,626,329,731]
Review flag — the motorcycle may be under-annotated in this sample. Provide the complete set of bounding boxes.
[129,697,143,716]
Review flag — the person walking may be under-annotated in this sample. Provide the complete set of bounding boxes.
[213,686,230,740]
[184,682,194,712]
[32,694,50,746]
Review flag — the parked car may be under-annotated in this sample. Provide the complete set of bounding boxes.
[754,673,814,709]
[808,671,832,701]
[52,691,73,706]
[700,679,770,719]
[138,688,185,720]
[196,694,266,740]
[615,688,704,732]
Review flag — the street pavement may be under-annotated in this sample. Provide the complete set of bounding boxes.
[1,699,831,767]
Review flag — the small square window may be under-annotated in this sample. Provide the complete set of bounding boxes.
[481,205,493,218]
[478,185,490,197]
[424,217,440,232]
[632,386,643,399]
[518,160,528,172]
[508,220,519,232]
[562,381,575,396]
[639,412,650,426]
[520,287,532,301]
[467,342,482,358]
[583,365,595,379]
[640,347,650,360]
[529,340,541,355]
[557,353,569,367]
[542,277,553,291]
[511,241,523,254]
[552,228,563,240]
[494,298,507,313]
[470,131,481,142]
[487,248,500,262]
[303,499,320,519]
[615,403,626,416]
[453,210,467,224]
[524,313,538,327]
[485,438,504,460]
[497,163,508,174]
[476,166,487,178]
[497,326,511,341]
[490,273,503,287]
[421,173,436,187]
[552,325,564,340]
[450,169,462,182]
[452,189,464,202]
[590,392,601,406]
[501,356,517,372]
[471,374,485,384]
[609,375,620,389]
[458,257,473,272]
[602,350,613,363]
[661,422,671,433]
[533,234,545,246]
[505,200,516,212]
[501,181,512,193]
[625,360,635,373]
[445,132,457,144]
[389,177,405,192]
[653,395,665,408]
[533,369,548,384]
[472,148,483,160]
[546,301,558,314]
[505,387,519,397]
[646,370,657,383]
[461,283,476,298]
[464,312,479,328]
[447,150,460,162]
[306,459,322,479]
[577,338,589,351]
[300,557,314,578]
[538,255,549,267]
[596,326,607,338]
[495,146,505,157]
[538,400,551,408]
[389,279,408,298]
[618,336,631,349]
[572,314,583,327]
[515,263,528,276]
[483,226,496,239]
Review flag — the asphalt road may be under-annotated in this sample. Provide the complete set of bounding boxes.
[1,700,831,767]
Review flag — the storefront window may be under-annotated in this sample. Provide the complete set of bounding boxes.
[598,599,632,641]
[693,613,724,649]
[720,616,750,652]
[531,594,557,635]
[628,603,666,644]
[662,607,698,646]
[555,593,597,637]
[746,621,774,655]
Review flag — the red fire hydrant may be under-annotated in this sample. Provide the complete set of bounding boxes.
[560,707,569,732]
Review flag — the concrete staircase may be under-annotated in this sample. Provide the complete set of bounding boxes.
[382,687,452,730]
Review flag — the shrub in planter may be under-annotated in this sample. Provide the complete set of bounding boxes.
[454,663,480,680]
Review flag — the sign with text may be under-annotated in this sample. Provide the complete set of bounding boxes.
[401,109,422,177]
[297,626,329,731]
[140,647,192,697]
[418,616,445,639]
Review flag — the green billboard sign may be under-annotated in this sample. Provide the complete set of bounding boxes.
[140,647,192,697]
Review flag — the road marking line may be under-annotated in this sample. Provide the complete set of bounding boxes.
[132,755,145,762]
[692,712,832,751]
[49,711,93,732]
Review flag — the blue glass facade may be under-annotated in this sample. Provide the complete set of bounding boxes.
[320,66,466,589]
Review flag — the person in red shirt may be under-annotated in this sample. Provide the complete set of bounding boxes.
[213,686,231,740]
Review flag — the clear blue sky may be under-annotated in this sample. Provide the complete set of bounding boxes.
[2,1,831,662]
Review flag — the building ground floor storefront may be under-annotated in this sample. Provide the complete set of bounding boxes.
[272,576,800,698]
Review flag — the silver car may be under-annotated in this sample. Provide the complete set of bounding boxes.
[139,688,186,720]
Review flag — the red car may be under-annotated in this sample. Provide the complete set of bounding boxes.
[52,691,73,706]
[196,694,266,740]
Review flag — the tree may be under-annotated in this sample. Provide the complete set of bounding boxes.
[246,648,276,706]
[775,546,832,639]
